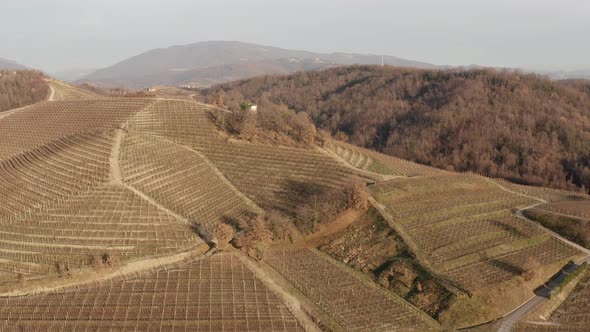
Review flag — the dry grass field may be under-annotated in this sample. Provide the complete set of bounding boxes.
[0,80,588,331]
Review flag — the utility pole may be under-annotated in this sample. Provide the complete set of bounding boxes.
[381,55,384,67]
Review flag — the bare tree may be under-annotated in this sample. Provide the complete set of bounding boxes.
[347,182,369,211]
[214,223,235,249]
[521,258,541,281]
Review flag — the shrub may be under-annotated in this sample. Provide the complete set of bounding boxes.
[55,262,71,278]
[347,182,369,211]
[17,273,26,287]
[89,255,105,271]
[214,223,235,249]
[102,253,120,268]
[233,214,274,260]
[521,257,541,281]
[208,98,319,146]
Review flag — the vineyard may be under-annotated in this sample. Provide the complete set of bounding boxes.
[522,202,590,249]
[0,130,114,220]
[0,184,201,276]
[514,273,590,331]
[128,100,357,212]
[0,253,304,331]
[369,175,580,291]
[48,80,103,101]
[537,201,590,220]
[266,248,439,331]
[1,79,590,330]
[491,178,590,203]
[325,139,442,177]
[0,99,154,159]
[120,131,254,234]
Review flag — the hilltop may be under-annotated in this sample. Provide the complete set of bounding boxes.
[205,65,590,194]
[80,41,434,88]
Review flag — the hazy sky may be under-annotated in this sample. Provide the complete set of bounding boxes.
[1,0,589,72]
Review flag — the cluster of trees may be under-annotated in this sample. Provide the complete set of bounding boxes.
[205,66,590,193]
[210,181,369,258]
[207,94,317,146]
[0,70,49,112]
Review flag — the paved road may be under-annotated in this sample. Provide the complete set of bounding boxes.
[496,254,590,332]
[493,198,590,332]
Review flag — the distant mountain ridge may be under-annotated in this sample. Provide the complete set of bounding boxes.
[0,57,27,70]
[80,41,435,88]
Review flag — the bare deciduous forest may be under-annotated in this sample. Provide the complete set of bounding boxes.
[204,66,590,193]
[0,70,49,112]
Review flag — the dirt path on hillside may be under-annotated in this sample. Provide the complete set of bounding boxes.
[0,246,208,297]
[109,128,125,185]
[496,254,590,332]
[302,209,360,247]
[483,177,548,204]
[234,252,322,332]
[47,84,56,101]
[486,177,590,331]
[0,84,56,121]
[111,126,197,228]
[153,135,266,215]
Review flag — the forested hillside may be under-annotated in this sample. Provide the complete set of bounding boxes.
[204,66,590,192]
[0,70,49,112]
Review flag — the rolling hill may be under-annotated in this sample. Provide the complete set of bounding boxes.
[0,80,589,331]
[80,41,434,88]
[205,65,590,194]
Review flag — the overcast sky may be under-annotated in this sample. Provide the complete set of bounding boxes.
[1,0,589,72]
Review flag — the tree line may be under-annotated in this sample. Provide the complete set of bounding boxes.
[0,70,49,112]
[203,65,590,193]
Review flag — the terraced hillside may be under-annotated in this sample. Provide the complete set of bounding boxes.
[491,178,590,203]
[0,99,154,159]
[1,79,589,331]
[0,253,304,331]
[325,140,441,177]
[127,100,356,214]
[514,271,590,331]
[522,199,590,250]
[48,79,103,101]
[120,131,255,235]
[369,174,583,326]
[266,248,439,331]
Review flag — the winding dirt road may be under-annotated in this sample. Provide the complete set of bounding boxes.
[0,82,56,121]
